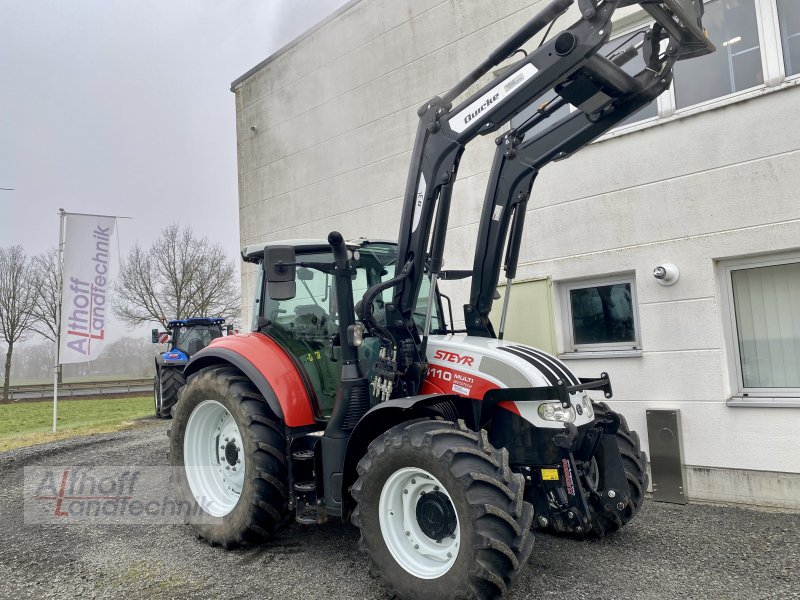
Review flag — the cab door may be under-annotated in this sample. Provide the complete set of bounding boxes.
[262,257,341,418]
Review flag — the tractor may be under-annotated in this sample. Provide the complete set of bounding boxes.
[151,317,230,418]
[169,1,714,597]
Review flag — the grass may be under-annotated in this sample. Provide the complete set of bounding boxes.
[0,396,155,452]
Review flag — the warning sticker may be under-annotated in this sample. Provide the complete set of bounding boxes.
[540,468,559,481]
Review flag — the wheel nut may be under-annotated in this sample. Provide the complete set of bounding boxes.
[608,489,616,498]
[232,466,236,471]
[405,531,410,536]
[414,544,419,550]
[411,479,416,484]
[403,489,408,494]
[224,437,229,442]
[567,511,574,519]
[617,502,625,510]
[447,552,452,558]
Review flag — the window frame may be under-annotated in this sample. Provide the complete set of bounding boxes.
[719,251,800,405]
[558,273,643,356]
[773,0,800,82]
[671,0,771,114]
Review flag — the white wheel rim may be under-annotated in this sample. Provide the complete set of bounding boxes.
[183,400,245,517]
[378,467,460,579]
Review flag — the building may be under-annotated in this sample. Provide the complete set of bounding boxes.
[232,0,800,507]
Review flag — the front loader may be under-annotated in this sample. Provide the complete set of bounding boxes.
[170,1,714,598]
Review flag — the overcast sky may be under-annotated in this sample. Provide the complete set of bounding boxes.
[0,0,348,341]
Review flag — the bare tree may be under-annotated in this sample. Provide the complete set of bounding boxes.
[113,224,241,329]
[31,248,62,342]
[95,336,155,378]
[0,246,40,401]
[10,341,53,381]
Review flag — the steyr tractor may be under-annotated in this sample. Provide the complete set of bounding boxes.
[170,1,714,597]
[151,317,230,418]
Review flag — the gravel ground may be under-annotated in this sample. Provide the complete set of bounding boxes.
[0,420,798,600]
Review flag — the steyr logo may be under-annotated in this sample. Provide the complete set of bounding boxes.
[433,350,474,366]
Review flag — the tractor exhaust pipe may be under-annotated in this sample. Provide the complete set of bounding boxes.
[321,231,371,516]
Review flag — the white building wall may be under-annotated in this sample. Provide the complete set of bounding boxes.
[234,0,800,507]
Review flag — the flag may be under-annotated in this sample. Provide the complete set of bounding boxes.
[59,214,117,363]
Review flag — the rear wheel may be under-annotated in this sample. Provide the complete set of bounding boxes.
[159,367,186,419]
[352,419,534,600]
[170,365,289,547]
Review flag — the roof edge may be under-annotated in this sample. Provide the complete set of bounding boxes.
[230,0,362,92]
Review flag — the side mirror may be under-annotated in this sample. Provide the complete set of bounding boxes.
[263,245,296,301]
[151,328,160,344]
[226,324,234,335]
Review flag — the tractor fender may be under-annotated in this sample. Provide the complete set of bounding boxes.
[183,333,317,427]
[154,359,185,376]
[340,393,473,517]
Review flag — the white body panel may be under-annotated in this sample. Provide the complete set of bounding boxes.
[426,334,593,429]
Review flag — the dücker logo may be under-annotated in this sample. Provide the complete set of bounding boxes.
[463,92,500,126]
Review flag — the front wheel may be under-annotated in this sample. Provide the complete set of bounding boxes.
[352,419,534,600]
[170,365,290,547]
[585,403,648,537]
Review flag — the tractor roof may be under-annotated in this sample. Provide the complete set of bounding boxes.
[167,317,226,327]
[241,238,396,264]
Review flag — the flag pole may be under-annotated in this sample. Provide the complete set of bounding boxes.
[53,209,66,433]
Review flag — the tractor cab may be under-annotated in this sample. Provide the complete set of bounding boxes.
[244,239,444,419]
[169,318,226,357]
[152,317,230,362]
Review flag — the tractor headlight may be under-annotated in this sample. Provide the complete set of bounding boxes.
[538,401,576,423]
[581,394,594,420]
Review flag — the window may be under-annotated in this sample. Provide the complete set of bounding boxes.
[174,325,222,355]
[560,275,641,354]
[722,254,800,399]
[673,0,764,109]
[777,0,800,77]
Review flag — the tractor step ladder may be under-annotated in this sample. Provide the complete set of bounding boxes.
[291,443,320,524]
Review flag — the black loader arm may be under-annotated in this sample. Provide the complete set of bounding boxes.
[358,0,714,398]
[466,17,701,334]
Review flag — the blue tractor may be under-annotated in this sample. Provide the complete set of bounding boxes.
[151,317,230,418]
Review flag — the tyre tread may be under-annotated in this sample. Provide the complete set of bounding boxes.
[169,365,289,549]
[352,419,534,600]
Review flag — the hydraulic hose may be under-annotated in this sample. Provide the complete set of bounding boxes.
[359,258,414,341]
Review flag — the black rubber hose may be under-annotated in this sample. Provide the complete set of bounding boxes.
[359,259,414,341]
